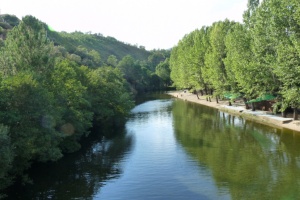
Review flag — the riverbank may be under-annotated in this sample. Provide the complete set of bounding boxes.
[168,91,300,133]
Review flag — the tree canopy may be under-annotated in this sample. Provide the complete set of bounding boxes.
[169,0,300,118]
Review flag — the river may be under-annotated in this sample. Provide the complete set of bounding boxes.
[5,93,300,199]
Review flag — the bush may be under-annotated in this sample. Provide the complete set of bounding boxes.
[0,124,13,193]
[0,22,11,29]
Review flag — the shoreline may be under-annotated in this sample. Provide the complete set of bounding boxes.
[168,91,300,133]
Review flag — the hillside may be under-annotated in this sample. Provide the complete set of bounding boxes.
[0,14,171,92]
[0,14,20,39]
[48,30,151,62]
[0,14,151,62]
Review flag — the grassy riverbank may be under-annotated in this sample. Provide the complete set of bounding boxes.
[168,91,300,133]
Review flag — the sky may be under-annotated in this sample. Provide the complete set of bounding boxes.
[0,0,248,50]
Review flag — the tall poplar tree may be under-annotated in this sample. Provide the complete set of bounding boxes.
[249,0,280,97]
[270,0,300,119]
[224,23,253,98]
[203,20,236,96]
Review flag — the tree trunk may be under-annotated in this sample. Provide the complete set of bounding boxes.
[209,97,211,102]
[196,92,199,99]
[229,101,232,106]
[216,96,219,104]
[282,110,287,118]
[243,98,250,109]
[251,102,255,111]
[293,108,298,120]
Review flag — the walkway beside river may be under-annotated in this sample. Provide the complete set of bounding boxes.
[168,91,300,133]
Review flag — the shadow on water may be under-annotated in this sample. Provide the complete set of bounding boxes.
[172,99,300,200]
[4,125,133,200]
[134,92,172,105]
[3,93,170,200]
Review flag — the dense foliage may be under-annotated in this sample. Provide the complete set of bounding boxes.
[47,31,171,93]
[48,30,151,64]
[170,0,300,118]
[0,15,171,195]
[0,14,20,40]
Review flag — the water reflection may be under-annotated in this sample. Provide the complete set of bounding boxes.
[5,95,300,199]
[5,128,133,200]
[96,98,224,200]
[172,100,300,200]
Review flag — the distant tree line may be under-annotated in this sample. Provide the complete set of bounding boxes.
[45,27,172,93]
[170,0,300,119]
[0,15,171,195]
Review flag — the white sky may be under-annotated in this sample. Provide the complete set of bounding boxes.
[0,0,248,50]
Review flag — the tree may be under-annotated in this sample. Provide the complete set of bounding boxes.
[224,22,254,98]
[243,0,260,28]
[148,51,166,71]
[248,0,280,97]
[0,15,55,79]
[203,20,236,96]
[87,66,134,123]
[188,27,210,93]
[169,39,193,89]
[117,55,142,90]
[0,15,62,177]
[155,58,171,87]
[0,73,63,175]
[107,55,118,67]
[73,46,101,68]
[0,124,13,193]
[270,0,300,119]
[50,59,93,152]
[1,14,20,27]
[88,49,101,66]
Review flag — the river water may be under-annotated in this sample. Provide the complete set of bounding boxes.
[5,94,300,199]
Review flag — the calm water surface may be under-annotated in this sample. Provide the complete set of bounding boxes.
[5,94,300,199]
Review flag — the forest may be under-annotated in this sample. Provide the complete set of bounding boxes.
[170,0,300,119]
[0,15,170,195]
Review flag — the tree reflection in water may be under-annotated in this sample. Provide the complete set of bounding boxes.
[5,127,133,200]
[172,100,300,200]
